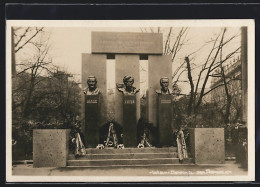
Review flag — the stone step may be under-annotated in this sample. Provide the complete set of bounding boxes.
[66,162,194,168]
[84,147,177,154]
[68,152,178,160]
[67,158,192,167]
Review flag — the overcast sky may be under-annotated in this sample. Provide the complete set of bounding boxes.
[45,26,241,94]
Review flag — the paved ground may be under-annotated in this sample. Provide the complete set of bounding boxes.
[12,161,248,176]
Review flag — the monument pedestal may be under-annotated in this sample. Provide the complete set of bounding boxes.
[123,95,137,147]
[85,95,100,148]
[157,95,174,146]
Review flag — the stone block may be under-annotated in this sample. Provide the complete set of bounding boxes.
[33,129,70,167]
[189,128,225,164]
[92,32,163,54]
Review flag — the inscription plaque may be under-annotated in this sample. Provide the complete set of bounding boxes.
[157,95,174,146]
[85,95,100,147]
[123,95,137,147]
[92,32,163,54]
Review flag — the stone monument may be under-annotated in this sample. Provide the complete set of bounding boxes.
[82,32,174,148]
[117,75,139,147]
[83,75,101,148]
[156,77,174,146]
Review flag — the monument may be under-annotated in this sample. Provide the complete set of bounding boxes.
[83,75,101,148]
[156,77,174,146]
[82,32,174,148]
[33,30,226,168]
[117,75,139,147]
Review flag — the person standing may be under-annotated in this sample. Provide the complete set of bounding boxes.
[176,126,188,163]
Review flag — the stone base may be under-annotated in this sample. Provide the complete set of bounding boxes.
[85,95,100,148]
[157,95,174,146]
[33,129,70,167]
[189,128,225,164]
[123,95,137,147]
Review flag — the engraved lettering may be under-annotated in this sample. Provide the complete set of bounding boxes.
[124,100,135,104]
[86,99,98,104]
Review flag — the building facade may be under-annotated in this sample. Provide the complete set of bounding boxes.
[210,55,242,122]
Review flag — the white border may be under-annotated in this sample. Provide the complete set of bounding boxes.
[6,20,255,182]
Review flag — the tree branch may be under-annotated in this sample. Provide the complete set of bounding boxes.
[15,27,44,53]
[15,27,30,47]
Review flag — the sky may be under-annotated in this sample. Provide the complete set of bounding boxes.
[16,26,241,94]
[48,27,142,79]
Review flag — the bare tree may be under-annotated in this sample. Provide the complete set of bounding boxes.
[219,40,232,124]
[141,27,189,77]
[12,28,55,118]
[184,28,241,123]
[13,27,81,124]
[211,57,242,124]
[12,27,44,76]
[39,70,81,124]
[13,27,45,53]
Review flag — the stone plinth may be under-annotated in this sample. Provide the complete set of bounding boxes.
[115,55,140,126]
[189,128,225,164]
[157,95,174,146]
[148,55,172,127]
[33,129,70,167]
[123,95,137,147]
[92,32,163,54]
[81,54,107,134]
[85,95,100,148]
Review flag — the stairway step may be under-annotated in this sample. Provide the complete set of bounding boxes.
[68,152,178,160]
[85,147,177,154]
[67,158,192,166]
[66,162,194,168]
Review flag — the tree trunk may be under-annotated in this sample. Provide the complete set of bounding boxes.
[224,94,232,124]
[185,57,194,115]
[23,73,36,118]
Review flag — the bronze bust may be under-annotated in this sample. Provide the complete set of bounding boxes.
[83,75,100,95]
[117,75,139,95]
[156,77,173,95]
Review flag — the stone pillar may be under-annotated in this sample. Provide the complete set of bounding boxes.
[148,55,172,127]
[85,95,100,147]
[157,95,174,146]
[241,27,248,123]
[123,95,137,147]
[82,54,107,144]
[115,55,140,125]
